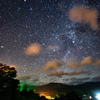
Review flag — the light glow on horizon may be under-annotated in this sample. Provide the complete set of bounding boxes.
[96,93,100,100]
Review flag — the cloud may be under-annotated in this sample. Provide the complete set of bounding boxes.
[91,76,100,82]
[43,60,63,71]
[48,70,90,77]
[68,70,90,75]
[0,61,2,63]
[16,75,31,80]
[66,77,90,85]
[25,43,42,55]
[10,65,17,69]
[10,65,26,72]
[94,60,100,66]
[0,63,17,70]
[47,45,60,51]
[67,56,100,68]
[48,71,64,77]
[69,6,98,30]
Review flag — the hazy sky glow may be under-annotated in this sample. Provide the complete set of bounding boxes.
[0,0,100,86]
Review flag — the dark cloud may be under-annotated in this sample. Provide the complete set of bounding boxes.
[91,76,100,82]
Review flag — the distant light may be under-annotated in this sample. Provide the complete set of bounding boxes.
[96,93,100,100]
[33,89,35,92]
[46,96,54,100]
[46,96,51,99]
[88,96,92,99]
[24,0,26,2]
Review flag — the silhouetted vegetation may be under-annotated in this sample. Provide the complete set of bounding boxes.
[54,91,82,100]
[0,63,19,100]
[0,63,48,100]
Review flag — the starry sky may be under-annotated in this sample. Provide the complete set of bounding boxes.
[0,0,100,86]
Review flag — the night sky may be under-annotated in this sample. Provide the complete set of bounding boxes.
[0,0,100,86]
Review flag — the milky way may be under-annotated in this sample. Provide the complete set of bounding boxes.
[0,0,100,86]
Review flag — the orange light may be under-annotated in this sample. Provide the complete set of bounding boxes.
[46,96,51,99]
[46,96,54,100]
[39,92,54,99]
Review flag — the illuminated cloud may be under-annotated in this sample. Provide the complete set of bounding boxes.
[68,70,90,75]
[10,65,26,72]
[47,45,60,51]
[94,60,100,66]
[48,71,64,77]
[69,6,98,30]
[9,65,19,71]
[43,60,63,71]
[67,56,100,68]
[0,61,2,63]
[48,70,90,77]
[10,65,17,68]
[25,43,42,55]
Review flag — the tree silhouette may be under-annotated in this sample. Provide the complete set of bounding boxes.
[0,63,19,100]
[0,63,17,90]
[0,63,17,78]
[65,91,82,100]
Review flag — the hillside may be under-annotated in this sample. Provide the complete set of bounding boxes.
[34,81,100,96]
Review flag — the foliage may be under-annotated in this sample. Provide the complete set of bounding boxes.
[0,63,19,100]
[54,91,82,100]
[0,63,17,78]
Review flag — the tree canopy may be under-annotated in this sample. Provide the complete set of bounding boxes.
[0,63,17,78]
